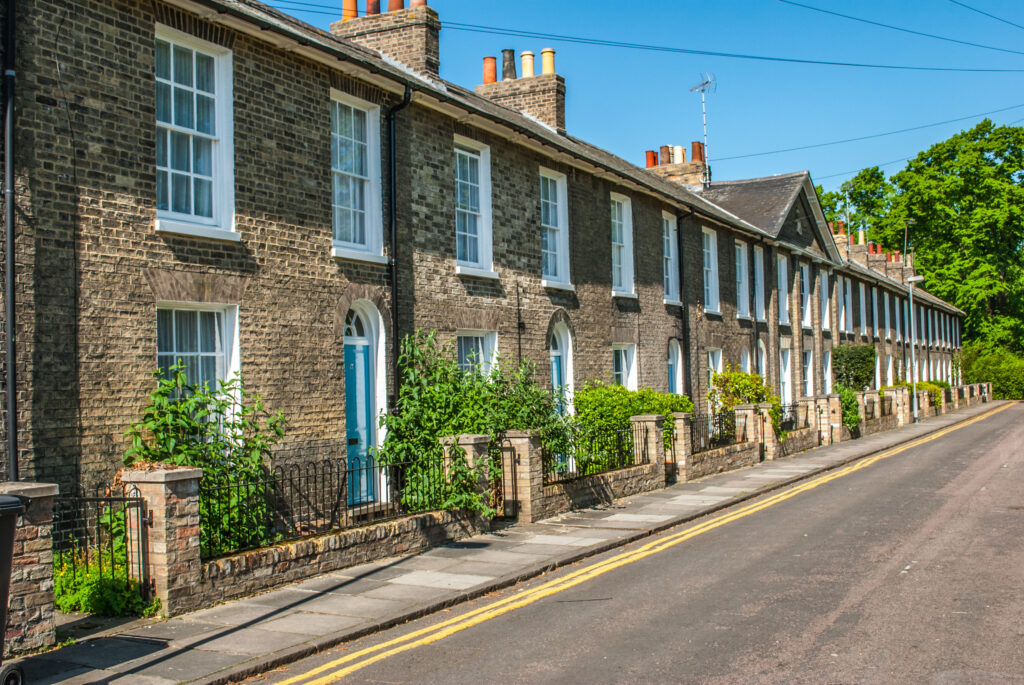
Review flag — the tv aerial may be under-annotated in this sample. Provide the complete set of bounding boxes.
[690,73,716,186]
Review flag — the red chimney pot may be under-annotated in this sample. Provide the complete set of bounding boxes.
[482,56,497,85]
[645,150,658,169]
[691,141,705,163]
[659,146,671,166]
[388,0,404,10]
[367,0,380,13]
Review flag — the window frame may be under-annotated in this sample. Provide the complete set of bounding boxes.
[802,349,813,398]
[612,344,637,390]
[156,302,240,388]
[753,245,766,321]
[706,348,723,390]
[872,287,879,339]
[453,135,495,277]
[539,167,571,289]
[662,212,680,304]
[735,240,750,319]
[610,194,635,297]
[777,253,790,325]
[884,291,891,340]
[844,277,853,333]
[836,275,846,332]
[800,262,812,328]
[667,339,683,394]
[820,268,831,330]
[329,90,384,263]
[701,227,720,313]
[456,329,497,375]
[154,26,236,242]
[779,348,792,403]
[859,282,867,335]
[823,348,833,394]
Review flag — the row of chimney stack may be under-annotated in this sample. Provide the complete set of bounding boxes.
[341,0,427,21]
[645,142,705,169]
[482,48,556,84]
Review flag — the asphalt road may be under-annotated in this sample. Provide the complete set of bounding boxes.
[255,403,1024,684]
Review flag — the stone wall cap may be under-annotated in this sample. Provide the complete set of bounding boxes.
[122,466,204,483]
[733,403,757,410]
[671,411,693,419]
[757,402,774,408]
[441,434,491,446]
[630,414,665,423]
[0,482,58,498]
[502,429,535,439]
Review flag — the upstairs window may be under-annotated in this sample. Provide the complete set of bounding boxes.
[872,287,879,338]
[155,28,234,239]
[735,241,749,318]
[610,195,635,295]
[540,169,570,286]
[884,292,891,340]
[844,277,853,332]
[836,275,846,332]
[895,296,902,341]
[820,269,831,330]
[753,245,766,321]
[800,263,811,327]
[777,254,790,325]
[663,213,679,302]
[331,94,382,260]
[454,137,493,274]
[702,228,720,312]
[859,283,867,334]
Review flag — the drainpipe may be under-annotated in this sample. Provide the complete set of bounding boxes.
[4,0,17,481]
[676,208,694,398]
[386,85,411,412]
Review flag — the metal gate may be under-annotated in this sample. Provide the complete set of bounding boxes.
[52,485,150,603]
[490,437,518,520]
[759,411,768,461]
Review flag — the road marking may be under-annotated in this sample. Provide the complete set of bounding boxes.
[278,402,1013,685]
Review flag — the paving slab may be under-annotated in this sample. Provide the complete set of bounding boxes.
[388,570,495,590]
[257,611,366,636]
[171,628,310,656]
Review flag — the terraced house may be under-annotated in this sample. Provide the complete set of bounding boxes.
[1,0,963,494]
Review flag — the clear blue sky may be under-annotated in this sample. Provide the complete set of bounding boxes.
[269,0,1024,191]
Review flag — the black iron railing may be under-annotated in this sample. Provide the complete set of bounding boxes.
[53,486,148,605]
[690,412,737,454]
[542,424,646,485]
[199,456,451,559]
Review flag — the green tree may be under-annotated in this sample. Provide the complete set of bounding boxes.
[826,120,1024,352]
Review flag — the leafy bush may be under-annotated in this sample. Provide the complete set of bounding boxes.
[930,379,951,390]
[708,366,782,436]
[833,344,877,390]
[124,365,287,557]
[377,331,567,517]
[573,382,693,435]
[885,380,944,407]
[961,342,1024,400]
[836,386,861,435]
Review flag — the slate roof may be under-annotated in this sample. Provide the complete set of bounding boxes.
[700,172,808,237]
[201,0,771,241]
[842,260,963,315]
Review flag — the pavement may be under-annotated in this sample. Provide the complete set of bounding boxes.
[16,400,1010,685]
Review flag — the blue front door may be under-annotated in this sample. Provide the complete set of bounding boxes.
[345,342,375,505]
[550,354,564,415]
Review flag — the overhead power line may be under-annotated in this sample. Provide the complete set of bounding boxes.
[816,156,911,182]
[265,1,1024,73]
[716,102,1024,161]
[946,0,1024,32]
[778,0,1024,57]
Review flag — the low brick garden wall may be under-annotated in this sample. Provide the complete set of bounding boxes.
[686,441,760,480]
[777,426,818,458]
[535,461,665,522]
[199,509,486,607]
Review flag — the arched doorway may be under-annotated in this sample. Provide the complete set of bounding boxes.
[549,321,574,414]
[344,302,385,505]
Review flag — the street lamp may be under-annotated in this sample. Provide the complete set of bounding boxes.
[907,274,924,423]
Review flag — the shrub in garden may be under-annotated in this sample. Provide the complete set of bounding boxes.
[573,382,693,435]
[376,331,567,517]
[833,344,876,390]
[961,342,1024,400]
[836,386,861,435]
[123,365,287,558]
[708,366,782,437]
[882,380,943,407]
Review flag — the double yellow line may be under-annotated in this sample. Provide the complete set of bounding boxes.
[278,402,1012,684]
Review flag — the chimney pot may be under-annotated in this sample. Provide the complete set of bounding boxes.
[501,49,517,80]
[659,146,671,166]
[672,145,685,165]
[482,56,497,85]
[388,0,404,10]
[521,51,535,77]
[342,0,358,22]
[691,141,705,163]
[837,220,845,234]
[366,0,380,13]
[645,150,658,169]
[541,47,555,75]
[410,0,427,5]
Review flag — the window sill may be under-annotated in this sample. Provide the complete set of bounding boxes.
[156,220,240,243]
[663,298,683,307]
[542,279,575,292]
[704,308,721,316]
[456,265,500,280]
[802,325,813,331]
[332,246,389,265]
[612,290,638,300]
[737,314,753,321]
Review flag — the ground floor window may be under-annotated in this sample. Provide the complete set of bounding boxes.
[157,306,237,387]
[612,344,637,389]
[457,331,496,374]
[802,350,813,397]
